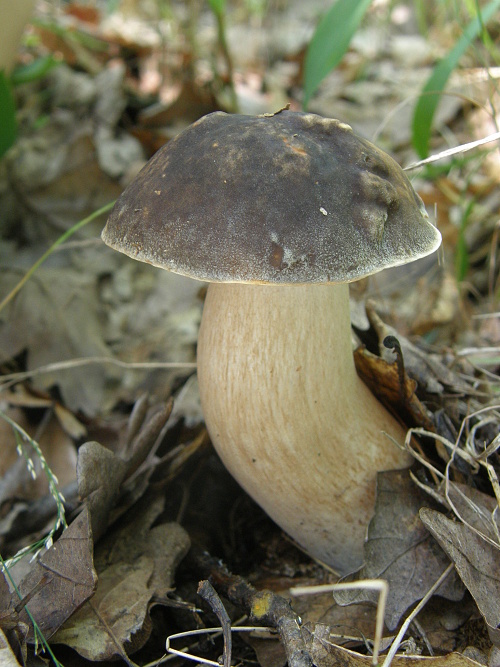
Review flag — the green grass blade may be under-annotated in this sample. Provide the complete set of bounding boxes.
[303,0,372,110]
[0,200,115,314]
[412,0,500,158]
[10,54,59,85]
[0,71,17,158]
[207,0,226,16]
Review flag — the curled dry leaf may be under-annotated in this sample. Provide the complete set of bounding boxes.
[77,440,129,541]
[334,470,464,630]
[76,397,173,540]
[353,347,434,430]
[420,507,500,647]
[365,304,473,397]
[10,507,97,642]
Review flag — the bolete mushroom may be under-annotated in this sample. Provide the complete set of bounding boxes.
[102,110,441,574]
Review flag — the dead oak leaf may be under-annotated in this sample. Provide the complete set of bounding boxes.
[52,555,154,661]
[52,496,190,661]
[354,347,434,429]
[334,470,464,630]
[13,507,97,642]
[307,623,484,667]
[0,268,113,416]
[77,440,128,541]
[420,507,500,647]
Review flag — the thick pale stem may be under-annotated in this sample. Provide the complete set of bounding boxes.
[197,282,410,573]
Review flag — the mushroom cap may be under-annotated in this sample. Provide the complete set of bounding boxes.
[102,110,441,284]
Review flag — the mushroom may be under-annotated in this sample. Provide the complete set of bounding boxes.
[102,110,441,574]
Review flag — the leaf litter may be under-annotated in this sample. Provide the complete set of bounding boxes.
[2,0,500,665]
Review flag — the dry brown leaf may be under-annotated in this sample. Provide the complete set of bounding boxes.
[0,570,28,667]
[0,627,22,667]
[77,399,172,539]
[11,507,97,641]
[446,483,500,545]
[52,556,154,661]
[52,496,190,660]
[354,347,434,429]
[0,408,76,508]
[77,440,129,541]
[0,268,113,415]
[306,623,484,667]
[334,470,464,630]
[420,507,500,647]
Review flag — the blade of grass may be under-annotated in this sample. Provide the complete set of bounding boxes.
[10,54,60,85]
[456,198,475,283]
[0,200,115,315]
[412,0,500,158]
[0,554,65,666]
[0,71,17,158]
[303,0,372,110]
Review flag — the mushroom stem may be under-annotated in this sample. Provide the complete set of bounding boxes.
[197,282,410,574]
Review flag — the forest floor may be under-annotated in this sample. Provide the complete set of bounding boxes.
[1,1,500,666]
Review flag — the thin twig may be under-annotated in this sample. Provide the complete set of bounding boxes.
[0,357,196,389]
[190,548,312,667]
[198,580,232,667]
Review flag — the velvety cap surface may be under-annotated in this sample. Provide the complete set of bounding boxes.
[102,110,441,284]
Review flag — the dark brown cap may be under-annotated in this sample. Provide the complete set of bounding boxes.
[102,110,441,284]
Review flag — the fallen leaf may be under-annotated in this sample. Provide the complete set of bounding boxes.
[306,623,484,667]
[76,399,173,540]
[446,483,500,545]
[76,440,128,541]
[52,496,190,660]
[0,572,28,667]
[0,268,113,415]
[420,507,500,647]
[12,507,97,641]
[334,470,464,630]
[0,627,22,667]
[52,556,154,661]
[354,347,434,430]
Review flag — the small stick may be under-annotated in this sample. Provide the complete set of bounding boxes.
[198,580,232,667]
[190,547,312,667]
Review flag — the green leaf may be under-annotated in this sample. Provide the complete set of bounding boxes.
[10,54,59,85]
[303,0,372,109]
[412,0,500,158]
[0,71,17,158]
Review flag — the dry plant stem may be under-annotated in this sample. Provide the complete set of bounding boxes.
[381,564,453,667]
[0,357,196,390]
[197,283,410,573]
[191,547,312,667]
